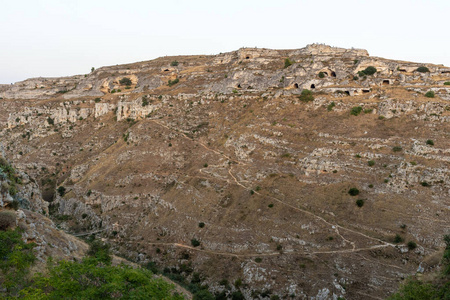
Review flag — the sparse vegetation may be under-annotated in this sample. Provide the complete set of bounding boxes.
[191,239,200,247]
[47,117,54,125]
[368,160,375,166]
[0,211,16,230]
[444,82,450,85]
[425,91,435,98]
[94,98,101,103]
[168,78,179,87]
[298,89,314,102]
[407,241,417,250]
[359,66,377,76]
[198,222,205,228]
[350,106,363,116]
[426,139,434,146]
[348,187,360,196]
[327,102,335,111]
[57,186,66,197]
[394,234,404,244]
[416,66,430,73]
[393,146,403,152]
[119,77,132,86]
[318,72,325,78]
[355,199,364,207]
[170,60,179,66]
[284,58,294,68]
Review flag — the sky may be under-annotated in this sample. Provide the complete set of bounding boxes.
[1,0,449,84]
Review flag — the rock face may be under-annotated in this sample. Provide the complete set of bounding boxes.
[1,44,449,299]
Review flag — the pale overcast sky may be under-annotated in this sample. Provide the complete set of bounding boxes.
[1,0,449,84]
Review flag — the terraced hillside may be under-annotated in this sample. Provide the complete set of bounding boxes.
[1,44,449,299]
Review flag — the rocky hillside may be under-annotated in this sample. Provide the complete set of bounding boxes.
[1,44,449,299]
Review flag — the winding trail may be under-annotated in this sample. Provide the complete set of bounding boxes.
[145,119,398,256]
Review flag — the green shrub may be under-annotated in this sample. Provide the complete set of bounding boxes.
[444,82,450,85]
[298,89,314,102]
[426,139,434,146]
[111,89,116,93]
[350,106,363,116]
[360,66,377,75]
[198,222,205,228]
[142,97,149,107]
[255,257,262,263]
[318,72,325,78]
[119,77,132,86]
[0,228,36,293]
[425,91,435,98]
[407,241,417,250]
[348,188,360,196]
[94,98,101,103]
[356,199,364,207]
[393,146,403,152]
[168,78,179,87]
[420,181,430,187]
[47,117,54,125]
[284,58,294,68]
[364,108,373,114]
[191,239,200,247]
[327,102,335,111]
[368,160,375,166]
[268,203,274,208]
[416,66,430,73]
[394,234,404,244]
[57,186,66,197]
[170,60,179,66]
[0,211,16,230]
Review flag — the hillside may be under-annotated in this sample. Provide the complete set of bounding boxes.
[1,44,449,299]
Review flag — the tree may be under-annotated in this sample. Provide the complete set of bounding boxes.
[91,67,95,72]
[119,77,132,86]
[416,66,430,73]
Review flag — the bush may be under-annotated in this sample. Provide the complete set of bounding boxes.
[327,102,335,111]
[394,234,404,244]
[284,58,294,68]
[350,106,363,116]
[416,66,430,73]
[142,97,149,107]
[191,239,200,247]
[425,91,435,98]
[444,82,450,85]
[255,257,262,263]
[0,211,16,230]
[426,139,434,146]
[368,160,375,166]
[393,146,403,152]
[170,60,179,66]
[360,66,377,75]
[348,188,360,196]
[420,181,430,187]
[57,186,66,197]
[119,77,132,86]
[47,117,54,125]
[198,222,205,228]
[168,78,179,87]
[407,241,417,250]
[94,98,101,103]
[318,72,325,78]
[298,89,314,102]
